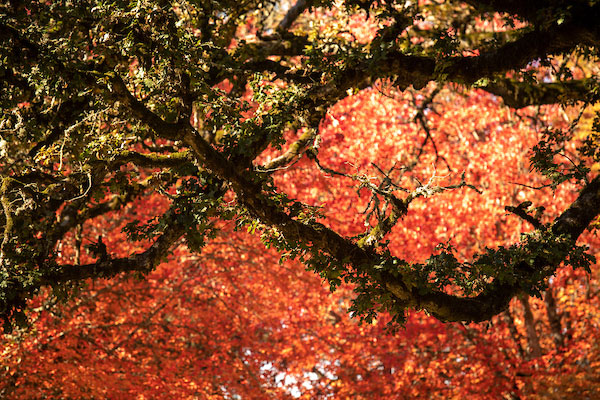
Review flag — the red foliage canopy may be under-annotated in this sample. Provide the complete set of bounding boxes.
[2,85,599,399]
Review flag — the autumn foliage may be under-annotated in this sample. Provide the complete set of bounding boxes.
[2,0,600,399]
[0,83,598,398]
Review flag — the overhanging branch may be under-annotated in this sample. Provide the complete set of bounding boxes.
[0,214,186,329]
[182,117,600,323]
[43,219,184,284]
[483,78,598,108]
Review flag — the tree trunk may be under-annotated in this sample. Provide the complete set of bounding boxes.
[519,296,542,358]
[544,288,565,350]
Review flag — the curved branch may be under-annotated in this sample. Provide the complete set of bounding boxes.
[277,0,313,33]
[483,78,598,108]
[183,119,600,323]
[378,23,597,91]
[43,218,185,284]
[48,175,163,250]
[462,0,552,21]
[0,213,185,328]
[387,174,600,322]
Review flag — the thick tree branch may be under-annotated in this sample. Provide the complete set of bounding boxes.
[183,119,600,322]
[107,74,183,140]
[43,218,184,284]
[238,33,309,58]
[0,211,185,328]
[462,0,552,21]
[387,174,600,322]
[380,23,597,90]
[483,78,598,108]
[277,0,313,33]
[552,174,600,239]
[110,150,193,169]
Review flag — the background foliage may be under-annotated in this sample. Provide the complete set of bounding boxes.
[1,0,600,398]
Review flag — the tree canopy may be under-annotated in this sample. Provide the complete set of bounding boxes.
[2,1,600,397]
[1,0,600,331]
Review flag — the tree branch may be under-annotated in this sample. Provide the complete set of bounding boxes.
[259,129,317,171]
[462,0,551,21]
[277,0,313,33]
[107,74,183,140]
[43,219,184,284]
[382,23,596,90]
[0,211,185,329]
[483,78,598,108]
[184,118,600,322]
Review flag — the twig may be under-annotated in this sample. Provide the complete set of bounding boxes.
[505,201,542,229]
[510,181,553,190]
[67,171,92,202]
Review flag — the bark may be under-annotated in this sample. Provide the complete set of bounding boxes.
[484,78,598,108]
